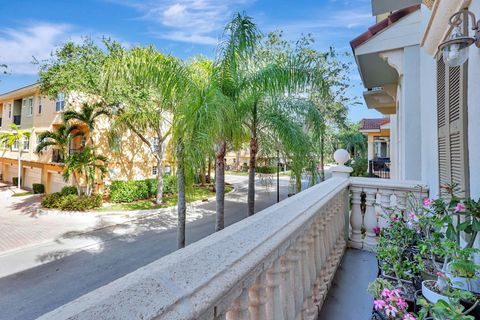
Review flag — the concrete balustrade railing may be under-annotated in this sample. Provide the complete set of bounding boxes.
[349,177,429,252]
[39,177,351,320]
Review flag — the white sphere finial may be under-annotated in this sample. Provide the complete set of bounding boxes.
[334,149,350,166]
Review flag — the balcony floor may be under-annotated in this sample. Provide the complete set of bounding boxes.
[318,248,377,320]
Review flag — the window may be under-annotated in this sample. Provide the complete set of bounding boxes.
[152,166,158,175]
[55,93,65,112]
[38,96,42,114]
[36,134,45,146]
[436,53,469,197]
[81,136,87,147]
[12,139,19,150]
[23,136,30,151]
[25,97,34,116]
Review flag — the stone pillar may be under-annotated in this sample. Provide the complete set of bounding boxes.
[331,149,353,179]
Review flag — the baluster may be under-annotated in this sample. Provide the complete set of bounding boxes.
[378,189,393,228]
[249,273,268,320]
[226,288,250,320]
[349,186,363,249]
[299,233,315,319]
[266,260,285,320]
[286,242,303,318]
[279,255,295,320]
[364,188,379,251]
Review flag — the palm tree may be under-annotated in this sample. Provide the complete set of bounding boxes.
[0,124,31,189]
[35,124,83,162]
[63,146,107,196]
[63,103,109,146]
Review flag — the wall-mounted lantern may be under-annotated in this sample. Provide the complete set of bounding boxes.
[438,9,480,67]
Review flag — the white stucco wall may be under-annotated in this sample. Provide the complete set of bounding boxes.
[468,0,480,199]
[419,5,439,197]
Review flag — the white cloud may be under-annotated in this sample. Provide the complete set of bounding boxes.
[112,0,255,45]
[0,23,71,75]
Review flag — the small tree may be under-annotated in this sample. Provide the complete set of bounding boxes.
[35,124,83,162]
[63,146,107,196]
[0,124,31,189]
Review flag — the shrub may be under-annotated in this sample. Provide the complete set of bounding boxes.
[145,179,157,197]
[256,166,277,174]
[348,157,368,177]
[109,180,138,203]
[32,183,45,194]
[60,186,78,196]
[135,180,150,199]
[42,193,102,211]
[12,177,21,186]
[163,175,177,194]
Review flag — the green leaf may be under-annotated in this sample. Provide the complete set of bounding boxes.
[446,224,456,241]
[457,221,470,231]
[473,221,480,232]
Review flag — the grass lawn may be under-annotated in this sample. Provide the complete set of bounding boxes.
[225,170,249,176]
[12,191,33,197]
[97,185,233,212]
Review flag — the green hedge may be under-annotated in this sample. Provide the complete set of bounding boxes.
[347,157,368,177]
[32,183,45,194]
[60,186,78,196]
[256,166,277,174]
[42,193,102,211]
[12,177,21,186]
[109,177,176,203]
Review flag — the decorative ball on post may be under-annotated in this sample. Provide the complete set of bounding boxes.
[333,149,350,166]
[331,149,353,178]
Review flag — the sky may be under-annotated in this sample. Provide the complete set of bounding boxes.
[0,0,381,122]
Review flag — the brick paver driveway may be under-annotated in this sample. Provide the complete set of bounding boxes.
[0,186,98,253]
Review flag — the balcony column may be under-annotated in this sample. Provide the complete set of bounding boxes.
[279,256,295,320]
[378,189,393,229]
[249,274,268,320]
[265,260,285,320]
[363,188,379,251]
[226,288,250,320]
[349,186,364,249]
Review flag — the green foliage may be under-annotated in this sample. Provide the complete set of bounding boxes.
[256,166,277,174]
[417,298,476,320]
[32,183,45,194]
[60,186,78,196]
[42,193,102,211]
[12,177,21,186]
[109,178,174,203]
[347,157,368,177]
[367,278,394,299]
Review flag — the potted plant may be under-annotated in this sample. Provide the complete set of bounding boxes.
[417,296,478,320]
[368,278,418,320]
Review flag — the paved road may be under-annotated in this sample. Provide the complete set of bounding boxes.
[0,174,315,320]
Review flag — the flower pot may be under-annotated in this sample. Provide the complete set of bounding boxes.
[421,280,453,304]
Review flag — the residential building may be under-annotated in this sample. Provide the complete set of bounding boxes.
[0,83,160,193]
[360,117,391,178]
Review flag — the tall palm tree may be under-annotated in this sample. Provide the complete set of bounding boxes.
[0,124,31,189]
[63,146,107,196]
[35,124,83,162]
[63,103,109,146]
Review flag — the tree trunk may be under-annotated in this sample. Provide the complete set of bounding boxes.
[295,172,302,194]
[320,132,325,182]
[176,141,186,249]
[17,152,21,189]
[155,141,166,204]
[236,150,241,171]
[247,105,258,217]
[200,160,206,187]
[207,157,212,184]
[215,141,226,232]
[73,172,81,196]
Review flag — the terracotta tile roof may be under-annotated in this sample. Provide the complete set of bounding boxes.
[350,5,421,49]
[360,118,390,130]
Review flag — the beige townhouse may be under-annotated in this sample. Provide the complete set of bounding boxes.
[0,83,162,193]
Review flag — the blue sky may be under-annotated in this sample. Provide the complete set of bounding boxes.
[0,0,381,121]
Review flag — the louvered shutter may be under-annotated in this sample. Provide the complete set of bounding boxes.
[436,55,470,197]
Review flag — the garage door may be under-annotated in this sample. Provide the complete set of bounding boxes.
[5,165,18,183]
[48,171,66,193]
[24,167,42,189]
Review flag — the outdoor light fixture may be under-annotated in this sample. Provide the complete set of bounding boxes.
[439,9,480,67]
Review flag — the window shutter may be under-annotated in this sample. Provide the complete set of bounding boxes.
[436,56,469,197]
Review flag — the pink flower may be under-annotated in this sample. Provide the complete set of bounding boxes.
[408,212,416,220]
[373,227,381,236]
[454,202,465,213]
[395,297,407,309]
[436,271,446,278]
[381,288,391,298]
[423,198,432,207]
[391,215,399,222]
[385,305,398,317]
[373,299,386,310]
[403,314,416,320]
